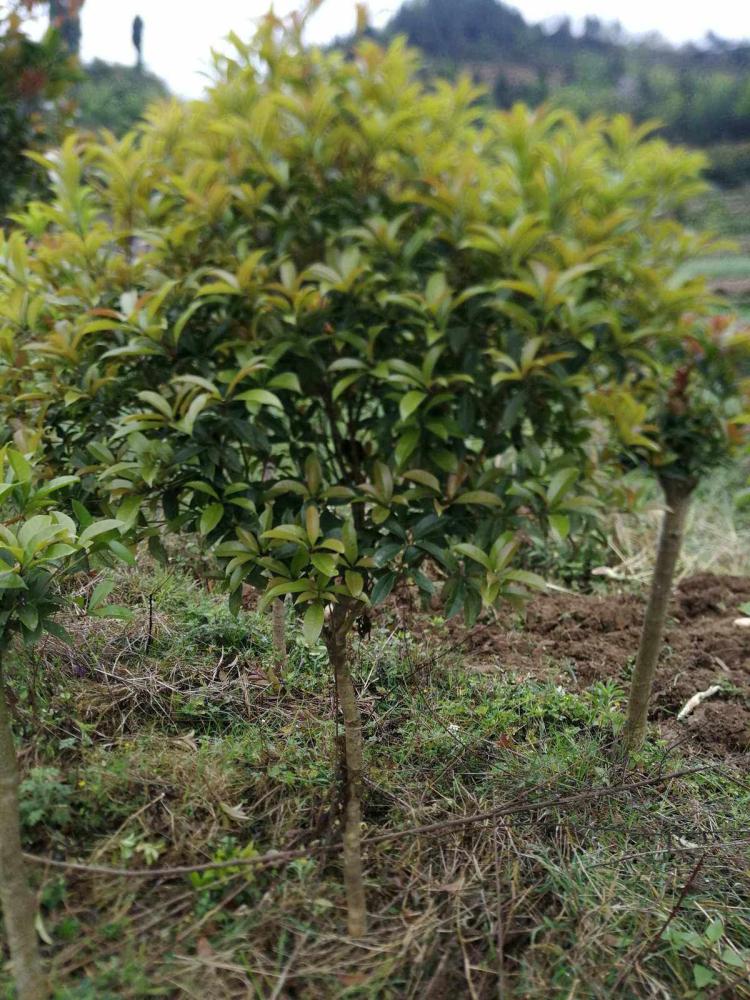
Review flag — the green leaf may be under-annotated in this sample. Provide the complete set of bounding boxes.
[302,603,325,644]
[549,513,570,540]
[37,476,79,496]
[444,578,466,619]
[0,572,27,591]
[42,620,73,644]
[705,918,724,944]
[306,506,320,544]
[395,428,419,467]
[372,505,390,525]
[453,543,491,570]
[721,947,748,969]
[257,579,310,612]
[371,571,397,606]
[89,579,115,611]
[342,519,358,564]
[108,540,136,566]
[504,569,547,590]
[89,605,133,621]
[199,504,224,536]
[79,520,123,547]
[235,389,283,409]
[17,606,38,631]
[399,390,427,421]
[136,391,173,419]
[311,553,338,577]
[262,525,308,544]
[693,965,715,989]
[452,491,501,507]
[345,570,364,598]
[547,468,579,509]
[8,450,32,483]
[402,469,440,493]
[268,372,301,393]
[305,455,322,495]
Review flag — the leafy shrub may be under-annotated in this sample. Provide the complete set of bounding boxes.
[1,22,716,615]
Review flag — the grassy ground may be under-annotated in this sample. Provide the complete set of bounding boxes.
[1,559,749,998]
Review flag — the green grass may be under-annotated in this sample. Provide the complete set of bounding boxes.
[679,184,750,317]
[679,255,750,281]
[1,564,749,998]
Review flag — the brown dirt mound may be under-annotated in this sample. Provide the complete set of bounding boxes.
[400,573,750,757]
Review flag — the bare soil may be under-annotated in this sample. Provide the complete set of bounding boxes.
[392,573,750,757]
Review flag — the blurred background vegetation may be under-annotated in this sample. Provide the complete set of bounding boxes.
[0,0,169,216]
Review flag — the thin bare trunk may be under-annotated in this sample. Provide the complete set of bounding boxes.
[325,610,367,936]
[271,599,287,674]
[262,462,287,674]
[623,476,694,752]
[0,657,48,999]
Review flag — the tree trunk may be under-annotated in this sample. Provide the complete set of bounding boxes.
[623,476,694,752]
[271,598,287,675]
[0,658,48,999]
[325,611,367,936]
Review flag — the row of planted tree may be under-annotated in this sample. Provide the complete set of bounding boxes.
[0,11,749,998]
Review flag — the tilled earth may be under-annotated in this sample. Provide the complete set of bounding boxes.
[394,573,750,757]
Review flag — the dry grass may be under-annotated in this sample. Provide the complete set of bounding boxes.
[603,463,750,585]
[2,568,749,998]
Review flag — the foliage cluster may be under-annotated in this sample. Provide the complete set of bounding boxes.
[0,447,131,652]
[1,24,733,635]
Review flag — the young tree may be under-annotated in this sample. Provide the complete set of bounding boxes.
[1,12,717,931]
[0,447,132,999]
[592,314,750,751]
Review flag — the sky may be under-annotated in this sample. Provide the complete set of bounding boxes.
[34,0,750,98]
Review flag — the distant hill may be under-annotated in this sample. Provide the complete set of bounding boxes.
[374,0,750,184]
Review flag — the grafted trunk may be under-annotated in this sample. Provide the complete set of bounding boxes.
[0,658,48,999]
[271,598,287,674]
[325,611,367,936]
[623,476,694,752]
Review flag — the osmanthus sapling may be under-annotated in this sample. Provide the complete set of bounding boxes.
[0,448,133,1000]
[591,314,750,752]
[0,9,721,934]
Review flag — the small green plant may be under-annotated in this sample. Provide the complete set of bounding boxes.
[19,767,72,831]
[0,447,132,1000]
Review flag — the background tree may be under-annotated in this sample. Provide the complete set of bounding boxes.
[0,2,80,215]
[132,15,143,72]
[48,0,82,56]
